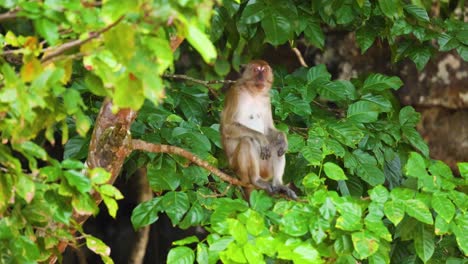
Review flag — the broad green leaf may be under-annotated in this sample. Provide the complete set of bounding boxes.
[186,22,217,63]
[351,231,379,259]
[104,22,135,63]
[347,101,379,123]
[362,74,403,92]
[323,162,348,180]
[336,202,363,231]
[162,191,190,225]
[18,141,47,160]
[147,158,180,192]
[227,218,248,244]
[405,152,429,179]
[413,223,434,263]
[384,200,405,225]
[242,210,265,236]
[249,190,274,212]
[356,26,376,53]
[334,234,353,255]
[399,106,420,127]
[89,168,111,184]
[179,201,204,229]
[404,4,429,21]
[16,174,36,203]
[167,246,195,264]
[405,199,433,224]
[307,64,331,82]
[378,0,400,19]
[361,94,393,112]
[281,210,309,236]
[304,19,325,48]
[72,194,99,215]
[319,197,336,220]
[64,170,92,193]
[369,185,389,204]
[429,160,453,179]
[292,243,321,263]
[457,162,468,178]
[86,236,110,257]
[402,127,429,157]
[431,192,455,223]
[408,46,432,71]
[318,80,356,101]
[243,243,264,263]
[302,144,322,166]
[261,12,291,46]
[239,1,265,24]
[34,18,59,45]
[327,121,364,148]
[453,214,468,255]
[131,197,162,229]
[102,196,118,218]
[356,164,385,186]
[196,243,209,264]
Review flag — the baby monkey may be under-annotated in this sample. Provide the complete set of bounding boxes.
[221,60,297,200]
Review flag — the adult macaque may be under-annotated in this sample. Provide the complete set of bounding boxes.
[221,60,297,200]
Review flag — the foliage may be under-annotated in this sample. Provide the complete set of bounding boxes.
[0,0,467,263]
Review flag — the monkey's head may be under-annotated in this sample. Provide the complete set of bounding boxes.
[241,60,273,92]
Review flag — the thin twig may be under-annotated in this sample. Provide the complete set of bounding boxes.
[292,47,308,67]
[41,16,125,63]
[163,74,236,98]
[0,8,19,22]
[131,139,248,187]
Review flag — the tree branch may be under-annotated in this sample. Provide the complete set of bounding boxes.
[0,8,19,22]
[163,74,236,98]
[131,139,247,187]
[291,47,308,67]
[41,16,124,63]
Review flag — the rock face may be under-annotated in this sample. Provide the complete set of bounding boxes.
[287,32,468,169]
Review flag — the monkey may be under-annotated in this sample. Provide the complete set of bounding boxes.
[220,60,297,200]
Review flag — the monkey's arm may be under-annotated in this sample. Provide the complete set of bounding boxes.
[222,122,271,159]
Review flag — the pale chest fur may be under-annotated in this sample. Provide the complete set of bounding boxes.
[236,92,269,134]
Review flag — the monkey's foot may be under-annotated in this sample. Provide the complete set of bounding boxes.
[272,185,298,200]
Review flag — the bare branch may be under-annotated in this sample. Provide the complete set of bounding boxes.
[0,8,19,22]
[163,74,237,98]
[41,16,125,63]
[131,139,247,187]
[292,47,308,67]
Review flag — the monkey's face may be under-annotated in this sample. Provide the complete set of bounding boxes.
[243,60,273,91]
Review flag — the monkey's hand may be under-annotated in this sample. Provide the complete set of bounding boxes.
[275,132,288,157]
[258,135,271,160]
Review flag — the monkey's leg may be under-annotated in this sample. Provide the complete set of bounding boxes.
[236,138,273,200]
[270,154,298,199]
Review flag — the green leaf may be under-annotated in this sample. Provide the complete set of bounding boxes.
[167,246,195,264]
[318,80,356,101]
[405,199,433,224]
[336,202,363,231]
[304,19,325,48]
[72,194,99,215]
[89,167,111,184]
[64,170,92,193]
[347,101,380,123]
[352,231,379,259]
[186,22,217,63]
[131,197,162,230]
[16,174,36,203]
[239,1,265,24]
[302,144,322,166]
[356,26,376,53]
[227,218,248,244]
[362,74,403,92]
[369,185,389,204]
[327,121,364,148]
[457,162,468,178]
[323,162,348,180]
[307,64,331,82]
[162,191,190,225]
[384,200,405,225]
[413,223,434,263]
[378,0,400,19]
[173,236,199,246]
[431,192,455,223]
[34,18,59,45]
[249,190,274,212]
[281,210,309,236]
[86,236,111,257]
[196,243,209,264]
[402,127,429,157]
[147,158,180,192]
[404,4,429,22]
[102,196,118,218]
[405,152,429,179]
[104,22,135,63]
[399,106,420,127]
[18,141,47,160]
[243,243,264,263]
[408,46,432,71]
[261,12,291,46]
[357,164,385,186]
[242,209,265,236]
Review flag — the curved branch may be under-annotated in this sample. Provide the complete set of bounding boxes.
[163,74,236,98]
[41,16,124,63]
[131,139,247,187]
